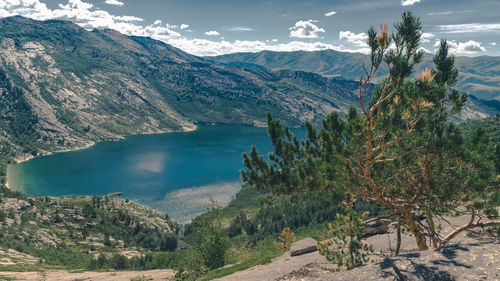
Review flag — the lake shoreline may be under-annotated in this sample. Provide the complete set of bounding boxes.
[4,123,281,222]
[5,124,199,190]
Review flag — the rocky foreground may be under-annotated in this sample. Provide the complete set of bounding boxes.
[217,213,499,281]
[214,239,498,281]
[0,212,497,280]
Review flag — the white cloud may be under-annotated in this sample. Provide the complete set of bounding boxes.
[339,31,368,47]
[60,0,93,10]
[434,40,486,55]
[491,42,497,46]
[289,20,325,39]
[437,23,500,34]
[104,0,124,6]
[180,24,189,30]
[114,15,143,22]
[204,30,220,36]
[427,11,453,16]
[421,32,434,43]
[153,20,162,26]
[325,11,336,17]
[401,0,421,6]
[230,27,252,31]
[418,47,432,54]
[0,0,182,40]
[0,0,53,19]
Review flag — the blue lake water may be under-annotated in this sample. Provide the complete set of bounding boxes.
[7,125,305,223]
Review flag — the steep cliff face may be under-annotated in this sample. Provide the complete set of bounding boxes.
[0,16,362,160]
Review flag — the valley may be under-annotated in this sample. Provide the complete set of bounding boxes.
[0,9,498,281]
[6,124,304,224]
[0,16,362,165]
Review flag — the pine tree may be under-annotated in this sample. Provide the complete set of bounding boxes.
[241,12,500,251]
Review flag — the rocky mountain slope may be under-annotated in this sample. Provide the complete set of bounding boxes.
[208,49,500,101]
[0,186,181,270]
[0,16,362,164]
[208,50,500,120]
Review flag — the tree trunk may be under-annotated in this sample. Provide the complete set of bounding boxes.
[404,212,428,251]
[395,219,401,256]
[426,210,438,248]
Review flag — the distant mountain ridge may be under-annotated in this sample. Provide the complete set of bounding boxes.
[208,49,500,101]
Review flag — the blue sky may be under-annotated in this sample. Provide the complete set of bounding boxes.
[1,0,499,56]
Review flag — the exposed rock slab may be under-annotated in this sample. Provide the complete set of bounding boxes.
[363,218,391,237]
[317,241,500,281]
[219,241,500,281]
[290,237,318,257]
[218,213,500,281]
[215,251,330,281]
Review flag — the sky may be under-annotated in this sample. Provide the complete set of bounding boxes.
[0,0,499,57]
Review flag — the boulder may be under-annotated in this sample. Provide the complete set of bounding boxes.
[290,237,318,257]
[363,218,391,237]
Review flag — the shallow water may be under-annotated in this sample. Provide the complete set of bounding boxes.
[7,125,305,223]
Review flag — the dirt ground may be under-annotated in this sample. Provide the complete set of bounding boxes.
[0,269,175,281]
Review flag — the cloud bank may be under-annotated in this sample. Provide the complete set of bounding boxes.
[339,31,368,47]
[434,40,486,55]
[1,0,490,57]
[0,0,371,56]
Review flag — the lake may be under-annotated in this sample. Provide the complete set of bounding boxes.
[7,125,305,223]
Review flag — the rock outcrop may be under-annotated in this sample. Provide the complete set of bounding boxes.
[362,218,391,237]
[290,237,318,257]
[217,213,499,281]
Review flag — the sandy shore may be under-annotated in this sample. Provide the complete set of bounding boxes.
[12,141,96,165]
[182,124,198,132]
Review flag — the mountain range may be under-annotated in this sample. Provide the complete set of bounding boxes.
[208,49,500,101]
[0,16,498,162]
[0,16,361,160]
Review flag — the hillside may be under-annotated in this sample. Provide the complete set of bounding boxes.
[0,186,183,271]
[461,113,500,142]
[0,16,363,167]
[208,49,500,117]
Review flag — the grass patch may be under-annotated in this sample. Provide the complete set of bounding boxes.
[200,237,281,281]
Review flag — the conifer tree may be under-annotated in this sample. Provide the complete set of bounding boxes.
[241,12,500,251]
